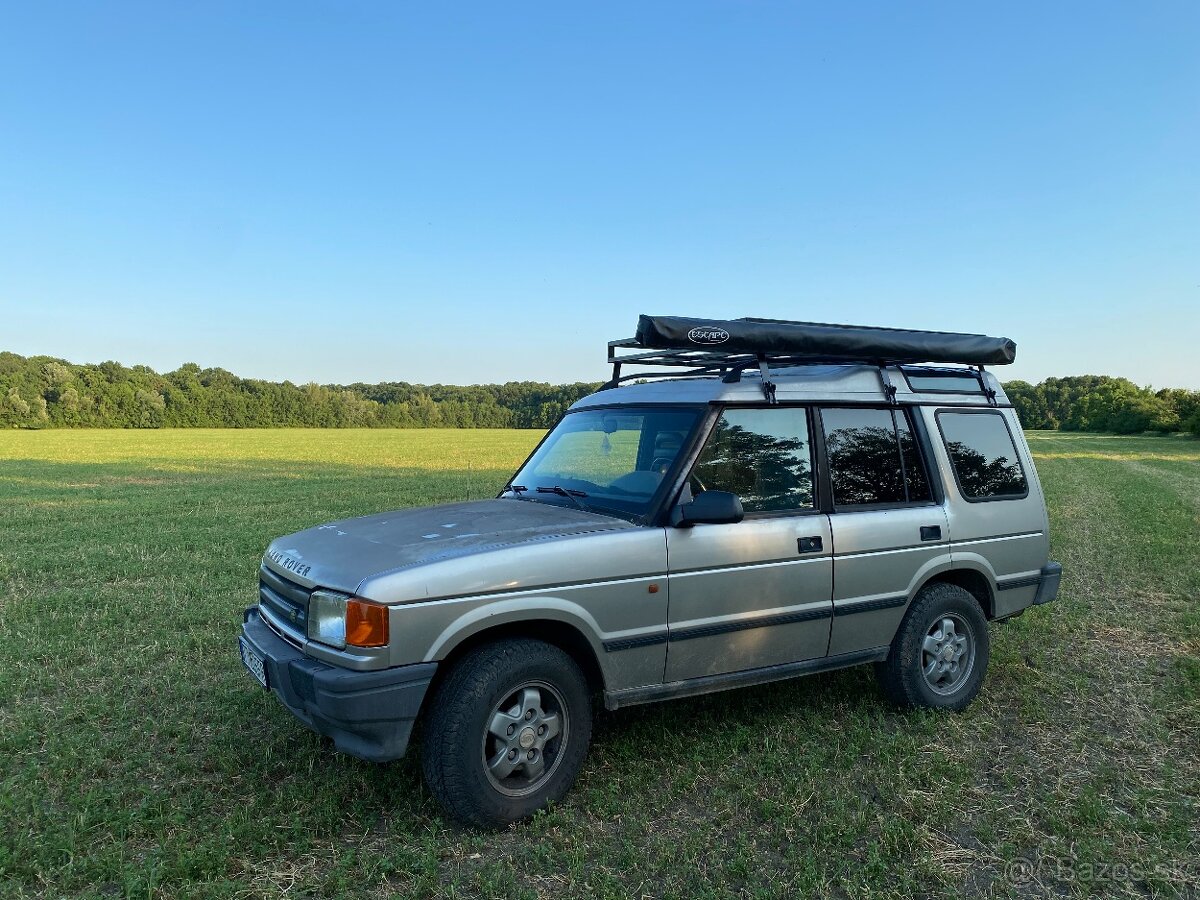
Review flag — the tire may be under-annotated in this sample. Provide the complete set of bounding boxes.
[420,638,593,827]
[875,583,990,711]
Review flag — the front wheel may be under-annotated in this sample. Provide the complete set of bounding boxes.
[875,583,990,711]
[420,639,593,826]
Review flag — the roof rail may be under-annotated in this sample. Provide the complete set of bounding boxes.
[603,340,907,404]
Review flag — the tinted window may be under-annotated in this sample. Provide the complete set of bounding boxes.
[692,408,813,512]
[822,407,932,506]
[896,412,932,502]
[938,411,1027,499]
[902,369,984,393]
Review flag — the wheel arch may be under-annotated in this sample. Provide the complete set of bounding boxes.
[917,566,996,619]
[426,612,607,699]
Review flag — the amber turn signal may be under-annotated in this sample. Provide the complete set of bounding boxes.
[345,598,389,648]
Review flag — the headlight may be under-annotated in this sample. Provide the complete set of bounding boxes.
[307,591,389,650]
[308,590,348,648]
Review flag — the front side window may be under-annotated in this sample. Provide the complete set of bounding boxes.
[937,411,1027,500]
[821,407,933,506]
[691,407,814,513]
[509,406,702,519]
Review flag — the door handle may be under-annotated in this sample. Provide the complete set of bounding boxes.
[797,536,823,554]
[920,525,942,541]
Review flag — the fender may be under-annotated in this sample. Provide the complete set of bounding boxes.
[423,595,613,680]
[947,551,1003,587]
[902,552,955,603]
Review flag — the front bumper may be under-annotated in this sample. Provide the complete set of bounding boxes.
[239,608,436,762]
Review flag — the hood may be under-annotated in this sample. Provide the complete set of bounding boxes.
[263,498,634,594]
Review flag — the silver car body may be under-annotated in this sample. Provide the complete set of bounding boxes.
[252,364,1054,728]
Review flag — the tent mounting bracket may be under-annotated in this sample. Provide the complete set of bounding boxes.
[876,364,898,405]
[974,365,998,407]
[758,356,777,404]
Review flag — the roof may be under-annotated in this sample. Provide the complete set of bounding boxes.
[571,363,1009,410]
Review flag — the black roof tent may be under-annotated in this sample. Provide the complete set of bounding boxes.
[605,315,1016,405]
[632,315,1015,365]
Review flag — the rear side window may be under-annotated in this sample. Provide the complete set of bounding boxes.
[820,408,933,506]
[937,411,1027,500]
[692,407,814,513]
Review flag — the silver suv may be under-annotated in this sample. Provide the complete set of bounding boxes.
[238,316,1060,826]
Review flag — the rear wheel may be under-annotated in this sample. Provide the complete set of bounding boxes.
[875,583,989,711]
[420,638,592,826]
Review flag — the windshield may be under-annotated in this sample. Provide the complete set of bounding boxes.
[506,406,703,521]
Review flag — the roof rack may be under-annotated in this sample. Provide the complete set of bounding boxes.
[602,315,1015,406]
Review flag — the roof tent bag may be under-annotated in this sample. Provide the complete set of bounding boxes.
[634,315,1016,366]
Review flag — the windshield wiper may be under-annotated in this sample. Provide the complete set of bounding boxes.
[501,483,532,500]
[535,485,590,511]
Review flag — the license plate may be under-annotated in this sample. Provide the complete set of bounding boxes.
[239,636,269,689]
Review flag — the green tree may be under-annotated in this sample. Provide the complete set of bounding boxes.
[135,389,167,428]
[3,387,31,427]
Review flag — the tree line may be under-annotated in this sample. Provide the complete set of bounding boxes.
[1003,375,1200,435]
[0,352,599,429]
[1,351,1197,435]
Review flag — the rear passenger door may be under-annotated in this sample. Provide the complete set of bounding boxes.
[818,406,950,657]
[664,406,833,682]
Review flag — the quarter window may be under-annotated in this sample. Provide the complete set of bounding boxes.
[821,407,933,506]
[937,411,1027,500]
[692,408,814,513]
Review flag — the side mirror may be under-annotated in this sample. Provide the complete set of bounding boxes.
[671,491,744,527]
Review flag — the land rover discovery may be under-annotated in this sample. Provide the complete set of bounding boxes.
[238,316,1061,825]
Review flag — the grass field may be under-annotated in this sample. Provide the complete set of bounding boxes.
[1,429,1197,899]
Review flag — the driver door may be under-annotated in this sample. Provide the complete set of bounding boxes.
[665,406,833,682]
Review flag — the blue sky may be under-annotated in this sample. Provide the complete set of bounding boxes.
[2,3,1197,387]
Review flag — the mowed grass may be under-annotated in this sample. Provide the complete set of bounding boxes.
[0,428,1197,899]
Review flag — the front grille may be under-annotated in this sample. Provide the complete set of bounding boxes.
[259,564,311,645]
